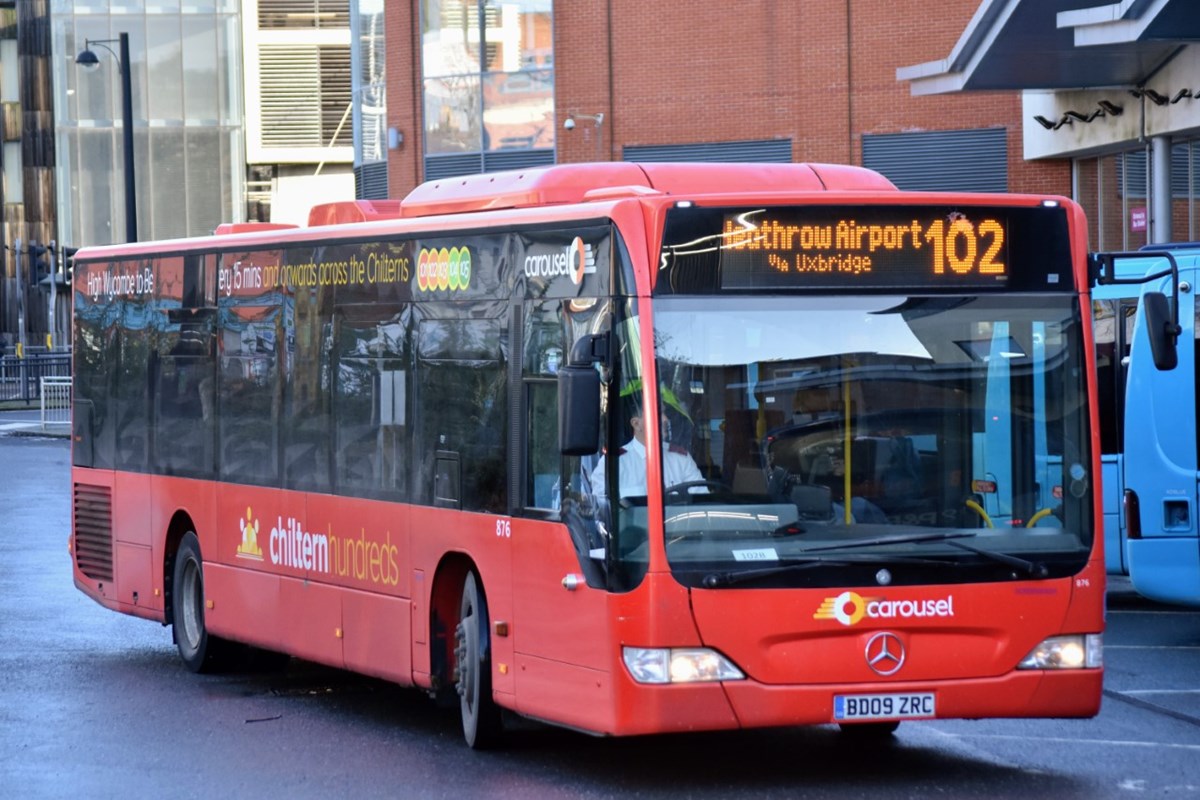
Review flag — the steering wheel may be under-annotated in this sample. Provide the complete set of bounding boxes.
[964,498,994,529]
[664,480,728,504]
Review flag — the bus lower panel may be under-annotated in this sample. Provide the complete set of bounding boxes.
[1128,537,1200,606]
[717,670,1102,729]
[591,669,1102,737]
[73,575,165,624]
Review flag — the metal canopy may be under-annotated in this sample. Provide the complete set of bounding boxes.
[898,0,1200,95]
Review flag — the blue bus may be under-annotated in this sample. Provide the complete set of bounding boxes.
[1092,246,1190,603]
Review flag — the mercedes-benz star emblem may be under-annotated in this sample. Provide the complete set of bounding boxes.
[865,631,906,676]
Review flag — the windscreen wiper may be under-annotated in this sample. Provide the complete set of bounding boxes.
[701,553,945,588]
[701,558,843,587]
[942,538,1048,577]
[796,530,1046,577]
[795,530,979,554]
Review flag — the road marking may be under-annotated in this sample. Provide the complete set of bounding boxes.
[1105,645,1200,650]
[937,733,1200,750]
[1105,688,1200,726]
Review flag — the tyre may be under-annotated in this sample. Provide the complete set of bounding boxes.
[171,532,234,673]
[454,571,503,748]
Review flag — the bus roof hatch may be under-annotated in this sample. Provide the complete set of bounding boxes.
[308,200,404,227]
[399,162,896,219]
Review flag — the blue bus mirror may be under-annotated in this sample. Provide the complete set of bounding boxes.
[1142,291,1179,371]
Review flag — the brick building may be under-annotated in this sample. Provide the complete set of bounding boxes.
[375,1,1198,253]
[382,2,1066,200]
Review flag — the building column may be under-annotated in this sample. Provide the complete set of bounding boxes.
[1152,135,1172,244]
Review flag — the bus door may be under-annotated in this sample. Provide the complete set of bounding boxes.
[977,319,1057,529]
[979,323,1015,524]
[1093,295,1137,574]
[507,297,611,725]
[1124,264,1198,599]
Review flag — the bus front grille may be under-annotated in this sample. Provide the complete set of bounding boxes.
[73,483,113,582]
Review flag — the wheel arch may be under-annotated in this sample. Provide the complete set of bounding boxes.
[428,552,477,699]
[162,510,196,627]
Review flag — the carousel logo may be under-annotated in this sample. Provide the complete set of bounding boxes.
[813,591,955,627]
[416,246,472,293]
[523,237,595,285]
[235,507,263,561]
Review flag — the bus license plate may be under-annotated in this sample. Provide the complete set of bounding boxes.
[833,692,935,721]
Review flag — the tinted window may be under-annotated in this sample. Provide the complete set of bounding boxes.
[218,301,282,486]
[414,304,507,512]
[283,283,335,492]
[334,304,410,498]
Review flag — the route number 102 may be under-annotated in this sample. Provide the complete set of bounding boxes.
[925,218,1006,276]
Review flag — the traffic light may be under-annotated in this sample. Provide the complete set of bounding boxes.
[62,246,78,285]
[28,242,51,286]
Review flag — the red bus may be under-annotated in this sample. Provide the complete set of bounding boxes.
[70,162,1103,747]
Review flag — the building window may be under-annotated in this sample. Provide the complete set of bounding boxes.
[420,0,554,179]
[352,0,387,199]
[1075,150,1149,252]
[1171,140,1200,242]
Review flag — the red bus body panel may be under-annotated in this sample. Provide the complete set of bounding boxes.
[69,163,1103,739]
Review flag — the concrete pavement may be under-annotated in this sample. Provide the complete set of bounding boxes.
[0,409,70,438]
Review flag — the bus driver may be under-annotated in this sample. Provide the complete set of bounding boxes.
[590,389,705,500]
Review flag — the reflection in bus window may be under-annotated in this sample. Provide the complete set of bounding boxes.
[218,303,281,486]
[415,309,507,513]
[643,294,1090,588]
[334,304,409,498]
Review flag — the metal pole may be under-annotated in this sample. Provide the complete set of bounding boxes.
[1151,135,1171,245]
[48,239,56,350]
[14,237,25,358]
[14,237,27,400]
[119,32,137,243]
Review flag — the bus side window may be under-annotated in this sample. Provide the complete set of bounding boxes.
[333,304,409,498]
[153,249,217,479]
[414,310,507,514]
[523,300,566,511]
[217,303,282,487]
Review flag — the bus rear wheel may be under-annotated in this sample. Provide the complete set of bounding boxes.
[454,571,503,749]
[172,532,233,673]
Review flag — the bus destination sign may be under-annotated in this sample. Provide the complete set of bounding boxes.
[717,207,1012,290]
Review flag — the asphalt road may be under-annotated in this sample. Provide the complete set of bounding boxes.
[2,434,1199,799]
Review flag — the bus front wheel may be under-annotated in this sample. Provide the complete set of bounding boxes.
[454,571,503,749]
[172,532,233,673]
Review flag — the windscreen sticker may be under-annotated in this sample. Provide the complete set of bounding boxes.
[732,548,779,562]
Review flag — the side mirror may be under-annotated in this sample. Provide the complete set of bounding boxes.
[559,365,600,455]
[1142,291,1179,371]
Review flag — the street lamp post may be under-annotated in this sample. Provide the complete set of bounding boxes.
[76,32,137,243]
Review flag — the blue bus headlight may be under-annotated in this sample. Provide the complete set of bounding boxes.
[623,647,745,684]
[1017,634,1102,669]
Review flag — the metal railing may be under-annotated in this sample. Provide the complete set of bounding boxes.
[0,353,71,404]
[40,376,72,430]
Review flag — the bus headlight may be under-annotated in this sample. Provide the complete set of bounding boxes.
[623,647,745,684]
[1017,634,1102,669]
